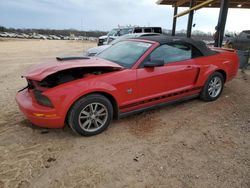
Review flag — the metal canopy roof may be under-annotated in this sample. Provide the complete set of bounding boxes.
[156,0,250,8]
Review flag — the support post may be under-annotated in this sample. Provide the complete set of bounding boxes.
[187,0,194,38]
[214,0,229,47]
[172,6,178,36]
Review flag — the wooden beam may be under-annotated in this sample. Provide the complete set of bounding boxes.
[174,0,215,17]
[156,0,163,5]
[176,0,189,7]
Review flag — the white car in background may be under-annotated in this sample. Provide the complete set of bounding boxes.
[98,27,162,46]
[97,27,133,46]
[85,33,161,56]
[0,32,9,37]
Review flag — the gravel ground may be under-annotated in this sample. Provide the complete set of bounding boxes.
[0,39,249,188]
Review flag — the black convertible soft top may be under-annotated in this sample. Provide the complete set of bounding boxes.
[136,35,217,56]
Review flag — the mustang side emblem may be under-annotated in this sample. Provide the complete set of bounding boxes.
[127,88,133,94]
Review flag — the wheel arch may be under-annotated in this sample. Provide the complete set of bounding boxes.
[200,70,226,101]
[65,91,119,125]
[215,69,227,82]
[199,67,227,86]
[91,91,119,119]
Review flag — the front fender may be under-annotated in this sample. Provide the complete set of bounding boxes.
[43,79,120,121]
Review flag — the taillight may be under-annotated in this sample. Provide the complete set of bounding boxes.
[33,90,53,107]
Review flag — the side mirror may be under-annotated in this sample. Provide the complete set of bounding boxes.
[144,58,164,68]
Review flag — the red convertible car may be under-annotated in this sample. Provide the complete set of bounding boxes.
[16,36,239,136]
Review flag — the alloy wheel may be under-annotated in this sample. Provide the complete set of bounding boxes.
[208,76,222,98]
[78,102,108,132]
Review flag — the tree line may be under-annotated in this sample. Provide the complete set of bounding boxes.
[0,26,107,37]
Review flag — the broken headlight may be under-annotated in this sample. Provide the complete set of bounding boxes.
[33,90,53,107]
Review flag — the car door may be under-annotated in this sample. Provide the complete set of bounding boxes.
[136,42,201,100]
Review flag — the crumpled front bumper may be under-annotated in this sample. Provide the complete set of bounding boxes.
[16,89,65,128]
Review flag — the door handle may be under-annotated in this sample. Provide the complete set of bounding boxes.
[184,66,194,70]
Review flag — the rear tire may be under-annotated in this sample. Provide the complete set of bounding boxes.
[68,94,113,136]
[200,72,224,101]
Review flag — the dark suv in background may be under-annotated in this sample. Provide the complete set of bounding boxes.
[226,30,250,50]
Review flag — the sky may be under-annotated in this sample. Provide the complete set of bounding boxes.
[0,0,250,33]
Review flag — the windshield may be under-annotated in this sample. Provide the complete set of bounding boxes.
[98,41,152,68]
[107,28,133,37]
[107,29,119,36]
[120,28,132,35]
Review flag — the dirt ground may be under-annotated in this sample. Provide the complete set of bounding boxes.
[0,39,249,188]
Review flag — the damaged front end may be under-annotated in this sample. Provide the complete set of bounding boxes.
[16,56,125,128]
[38,66,121,88]
[23,66,122,108]
[19,57,123,107]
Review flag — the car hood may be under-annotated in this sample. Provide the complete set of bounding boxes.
[22,57,123,81]
[99,35,108,39]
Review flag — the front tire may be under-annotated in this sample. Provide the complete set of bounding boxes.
[200,72,224,101]
[68,94,113,136]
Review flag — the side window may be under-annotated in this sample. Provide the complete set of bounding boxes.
[144,28,152,33]
[134,28,142,33]
[152,28,162,33]
[146,43,203,65]
[120,28,131,35]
